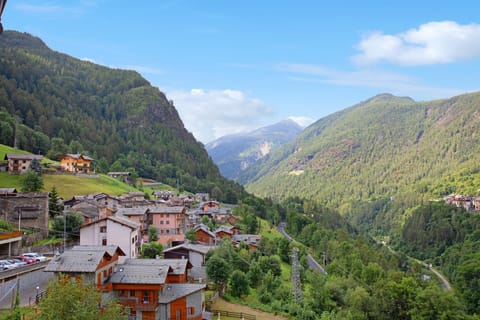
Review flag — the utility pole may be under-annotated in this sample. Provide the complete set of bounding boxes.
[291,247,303,304]
[63,211,66,253]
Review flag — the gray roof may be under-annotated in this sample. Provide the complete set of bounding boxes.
[64,153,93,161]
[45,250,108,273]
[71,245,125,257]
[158,283,206,304]
[116,207,148,216]
[5,154,43,161]
[110,264,169,284]
[148,206,185,214]
[125,258,190,275]
[163,243,216,255]
[80,215,140,231]
[0,188,17,194]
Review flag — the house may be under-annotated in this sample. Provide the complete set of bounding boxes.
[80,215,141,263]
[214,225,237,240]
[194,224,216,245]
[163,243,217,281]
[199,201,220,212]
[45,245,125,290]
[146,206,187,247]
[118,191,149,208]
[111,258,206,320]
[116,207,150,238]
[232,234,261,250]
[0,191,49,236]
[107,172,131,184]
[71,201,105,224]
[4,154,43,174]
[152,190,175,201]
[60,153,93,173]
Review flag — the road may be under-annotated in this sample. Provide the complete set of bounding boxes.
[278,223,327,275]
[0,267,53,309]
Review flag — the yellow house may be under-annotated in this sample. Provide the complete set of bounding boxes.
[60,154,93,173]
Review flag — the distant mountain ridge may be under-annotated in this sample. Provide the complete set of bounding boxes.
[240,92,480,216]
[206,119,304,180]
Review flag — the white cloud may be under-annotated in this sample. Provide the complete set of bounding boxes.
[280,63,468,98]
[167,88,273,143]
[353,21,480,66]
[80,57,96,63]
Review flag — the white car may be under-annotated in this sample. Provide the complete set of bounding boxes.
[22,253,47,262]
[6,258,27,268]
[0,260,17,270]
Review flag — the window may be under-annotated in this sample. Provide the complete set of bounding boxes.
[176,310,182,320]
[100,226,107,233]
[102,238,107,245]
[188,307,195,315]
[130,290,135,297]
[160,221,164,225]
[142,291,150,303]
[132,237,135,244]
[166,220,169,224]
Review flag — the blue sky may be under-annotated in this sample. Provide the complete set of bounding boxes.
[4,1,480,143]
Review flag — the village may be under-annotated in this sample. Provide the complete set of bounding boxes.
[0,153,262,320]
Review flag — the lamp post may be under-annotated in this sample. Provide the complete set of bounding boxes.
[35,286,40,303]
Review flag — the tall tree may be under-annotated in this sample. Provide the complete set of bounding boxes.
[206,255,231,296]
[21,171,43,192]
[48,186,62,218]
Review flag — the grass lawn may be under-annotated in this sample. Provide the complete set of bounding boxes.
[0,172,137,199]
[210,297,288,320]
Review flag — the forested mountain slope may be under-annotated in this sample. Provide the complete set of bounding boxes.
[0,31,245,201]
[242,92,480,214]
[206,119,303,180]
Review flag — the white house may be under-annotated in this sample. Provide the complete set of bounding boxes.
[80,215,140,264]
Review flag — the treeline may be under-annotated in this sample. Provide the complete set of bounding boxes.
[0,31,246,202]
[394,202,480,314]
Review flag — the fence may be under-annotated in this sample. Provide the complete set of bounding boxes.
[210,309,256,320]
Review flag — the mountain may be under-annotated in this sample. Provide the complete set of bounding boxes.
[0,31,246,202]
[241,92,480,222]
[205,119,304,180]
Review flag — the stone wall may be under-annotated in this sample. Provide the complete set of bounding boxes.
[0,192,49,236]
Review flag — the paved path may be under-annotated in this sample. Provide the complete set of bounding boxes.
[0,268,53,309]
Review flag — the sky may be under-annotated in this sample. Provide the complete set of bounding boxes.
[3,1,480,143]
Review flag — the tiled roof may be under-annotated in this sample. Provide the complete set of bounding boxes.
[5,154,43,161]
[71,245,125,257]
[45,250,108,273]
[163,243,216,255]
[110,264,168,284]
[80,215,140,230]
[158,283,206,303]
[148,206,185,214]
[126,258,191,275]
[116,207,148,216]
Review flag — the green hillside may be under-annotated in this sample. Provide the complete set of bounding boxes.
[0,171,137,199]
[242,92,480,228]
[0,31,246,203]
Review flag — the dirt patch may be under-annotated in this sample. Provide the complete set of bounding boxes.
[210,298,288,320]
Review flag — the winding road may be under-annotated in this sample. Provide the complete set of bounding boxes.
[278,222,327,275]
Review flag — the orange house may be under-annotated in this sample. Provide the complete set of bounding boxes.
[112,258,205,320]
[45,245,125,290]
[194,224,216,245]
[60,153,93,173]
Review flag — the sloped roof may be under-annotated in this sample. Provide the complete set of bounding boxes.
[71,245,126,257]
[110,264,169,285]
[5,154,43,161]
[148,206,185,214]
[62,153,93,161]
[116,207,148,216]
[158,283,206,303]
[45,250,109,273]
[163,243,216,255]
[80,215,140,231]
[126,258,191,275]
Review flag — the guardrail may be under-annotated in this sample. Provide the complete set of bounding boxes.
[0,260,49,283]
[210,309,256,320]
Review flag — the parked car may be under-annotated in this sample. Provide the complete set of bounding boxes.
[14,255,35,264]
[6,258,27,268]
[21,253,47,262]
[0,260,17,271]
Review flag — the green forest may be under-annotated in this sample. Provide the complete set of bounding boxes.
[0,31,246,202]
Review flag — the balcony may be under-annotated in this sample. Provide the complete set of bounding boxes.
[118,298,158,312]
